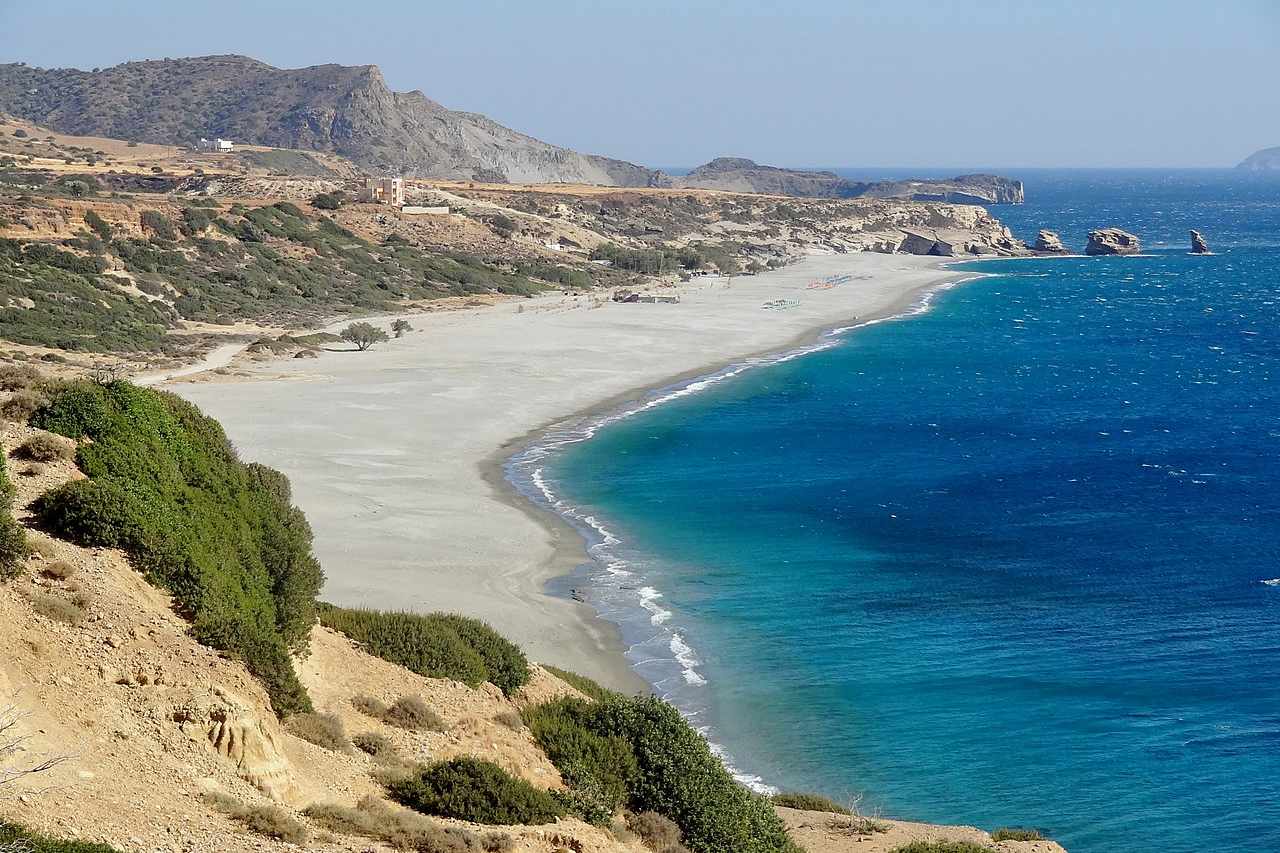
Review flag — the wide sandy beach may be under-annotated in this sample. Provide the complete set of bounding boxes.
[170,253,966,690]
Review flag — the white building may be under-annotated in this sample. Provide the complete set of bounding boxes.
[197,138,234,153]
[362,177,405,206]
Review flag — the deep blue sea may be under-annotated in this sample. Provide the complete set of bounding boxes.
[512,170,1280,853]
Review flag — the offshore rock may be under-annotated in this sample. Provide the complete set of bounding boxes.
[1033,229,1068,253]
[1085,228,1141,256]
[1190,230,1211,254]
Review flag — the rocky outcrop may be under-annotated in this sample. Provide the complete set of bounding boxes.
[674,158,1024,204]
[896,227,1025,257]
[0,56,663,186]
[176,688,299,803]
[1086,228,1141,256]
[1033,229,1068,254]
[1190,230,1211,254]
[1237,146,1280,170]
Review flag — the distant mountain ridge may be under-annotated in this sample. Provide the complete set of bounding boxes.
[0,55,663,186]
[1237,147,1280,170]
[673,157,1025,204]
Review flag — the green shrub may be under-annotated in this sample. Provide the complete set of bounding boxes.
[991,827,1046,842]
[0,821,123,852]
[526,694,796,853]
[318,605,529,695]
[139,210,176,241]
[0,514,27,580]
[890,844,993,853]
[286,712,348,752]
[523,697,636,819]
[311,192,343,210]
[388,757,565,826]
[542,665,621,702]
[83,210,113,241]
[770,792,851,815]
[30,381,322,715]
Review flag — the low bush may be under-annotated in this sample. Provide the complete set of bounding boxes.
[40,560,76,580]
[627,811,690,852]
[0,453,26,580]
[318,605,530,696]
[387,757,565,825]
[890,844,993,853]
[542,665,621,702]
[771,792,851,815]
[991,827,1046,842]
[0,821,122,852]
[0,364,39,391]
[83,210,113,241]
[382,695,447,732]
[17,433,74,462]
[304,795,510,852]
[2,391,47,422]
[286,712,348,752]
[494,710,524,731]
[31,381,322,716]
[524,694,796,853]
[139,210,176,241]
[31,592,86,624]
[523,697,636,819]
[204,792,308,845]
[352,731,395,758]
[352,694,388,718]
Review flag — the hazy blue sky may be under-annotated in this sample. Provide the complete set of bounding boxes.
[3,0,1278,168]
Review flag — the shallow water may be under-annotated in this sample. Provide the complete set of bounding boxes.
[524,170,1280,853]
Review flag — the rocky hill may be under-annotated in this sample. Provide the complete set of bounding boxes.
[0,55,662,185]
[1237,146,1280,170]
[674,158,1024,204]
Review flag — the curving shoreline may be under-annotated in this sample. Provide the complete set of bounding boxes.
[168,253,972,695]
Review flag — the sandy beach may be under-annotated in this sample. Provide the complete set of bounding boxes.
[170,252,967,690]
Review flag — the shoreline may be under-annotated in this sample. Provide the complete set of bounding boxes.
[167,252,973,696]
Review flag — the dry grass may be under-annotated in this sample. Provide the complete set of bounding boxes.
[30,592,87,625]
[0,365,40,392]
[351,731,395,759]
[204,792,309,845]
[17,433,74,462]
[28,539,58,559]
[626,811,691,853]
[493,710,524,731]
[352,694,388,718]
[304,795,511,851]
[1,391,46,423]
[382,695,447,732]
[40,560,75,580]
[285,712,349,753]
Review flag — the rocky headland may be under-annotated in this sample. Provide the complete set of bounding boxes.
[1190,230,1211,254]
[1236,146,1280,170]
[1085,228,1142,256]
[673,157,1025,204]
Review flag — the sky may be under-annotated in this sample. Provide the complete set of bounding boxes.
[2,0,1278,169]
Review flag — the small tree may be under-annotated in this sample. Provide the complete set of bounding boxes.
[391,319,412,338]
[340,322,389,351]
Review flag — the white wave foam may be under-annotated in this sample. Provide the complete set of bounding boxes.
[1263,578,1280,587]
[670,633,707,685]
[637,586,673,625]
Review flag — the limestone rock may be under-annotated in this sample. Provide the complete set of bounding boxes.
[1033,229,1068,254]
[1190,230,1211,254]
[1085,228,1141,256]
[175,690,299,802]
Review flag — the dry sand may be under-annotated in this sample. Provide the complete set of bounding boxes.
[170,253,970,691]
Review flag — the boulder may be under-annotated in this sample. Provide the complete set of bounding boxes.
[898,230,954,256]
[1085,228,1141,256]
[1033,229,1068,254]
[1190,230,1211,254]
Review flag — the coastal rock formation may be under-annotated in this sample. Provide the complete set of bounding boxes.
[0,55,663,186]
[1190,229,1211,254]
[1237,146,1280,170]
[674,157,1025,204]
[1033,229,1068,253]
[896,227,1024,257]
[1086,228,1141,256]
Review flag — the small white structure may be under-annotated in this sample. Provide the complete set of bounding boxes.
[197,137,234,153]
[401,205,450,216]
[362,177,405,206]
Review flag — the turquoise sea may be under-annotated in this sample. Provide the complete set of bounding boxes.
[509,170,1280,853]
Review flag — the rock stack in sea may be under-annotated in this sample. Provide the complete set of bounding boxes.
[1190,230,1211,254]
[1034,229,1068,254]
[1085,228,1141,256]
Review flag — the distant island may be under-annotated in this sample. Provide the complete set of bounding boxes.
[1237,146,1280,170]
